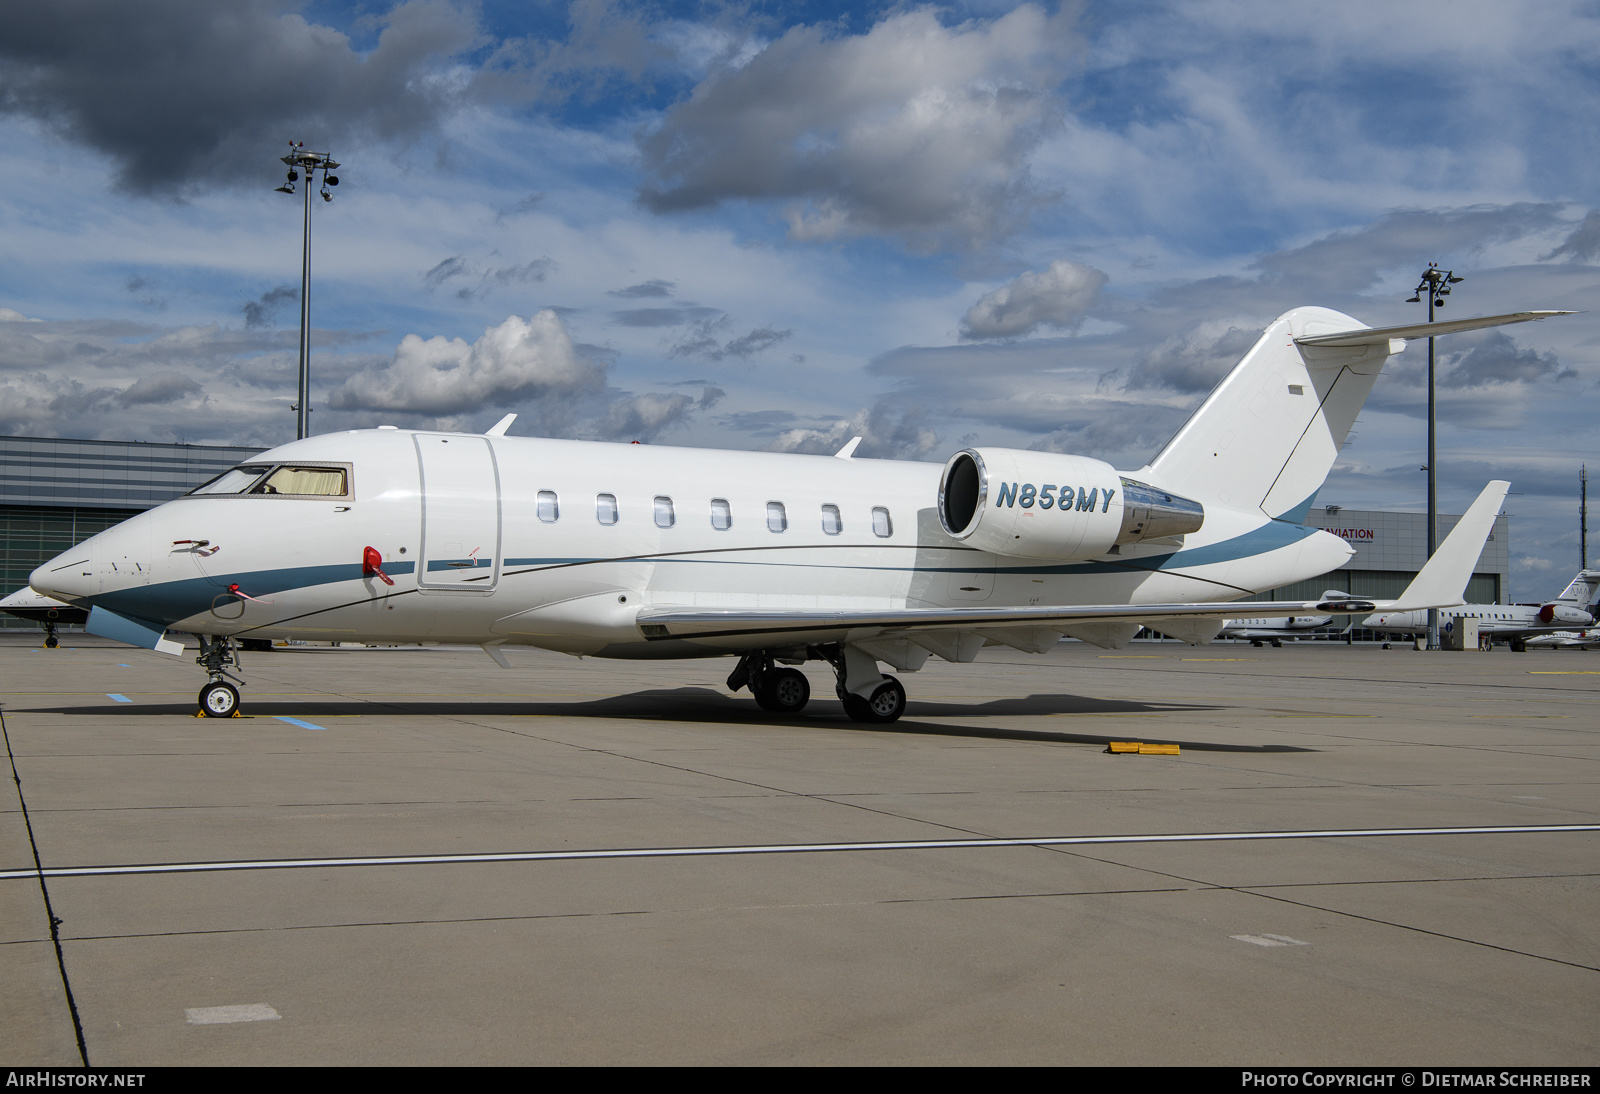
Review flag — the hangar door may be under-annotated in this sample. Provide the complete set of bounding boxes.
[415,434,501,593]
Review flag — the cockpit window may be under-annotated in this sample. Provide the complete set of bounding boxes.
[189,465,272,495]
[186,463,350,498]
[250,466,348,496]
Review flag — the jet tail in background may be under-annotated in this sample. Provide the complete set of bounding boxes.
[1387,481,1511,613]
[1550,569,1600,609]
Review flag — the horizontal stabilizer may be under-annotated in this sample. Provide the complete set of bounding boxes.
[1387,480,1510,612]
[1294,311,1572,348]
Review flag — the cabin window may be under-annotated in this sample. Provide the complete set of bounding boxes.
[767,501,787,533]
[821,504,842,535]
[872,506,892,538]
[251,466,348,497]
[596,493,619,526]
[654,496,676,529]
[537,490,559,522]
[190,465,272,495]
[710,498,732,531]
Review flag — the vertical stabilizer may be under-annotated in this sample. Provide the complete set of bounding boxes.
[1552,569,1600,608]
[1140,307,1399,521]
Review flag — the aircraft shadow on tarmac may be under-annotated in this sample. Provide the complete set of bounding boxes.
[9,688,1315,753]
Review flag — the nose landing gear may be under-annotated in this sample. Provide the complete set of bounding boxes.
[196,635,246,717]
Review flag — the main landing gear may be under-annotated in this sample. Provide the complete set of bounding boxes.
[726,651,811,715]
[727,645,908,724]
[196,635,246,717]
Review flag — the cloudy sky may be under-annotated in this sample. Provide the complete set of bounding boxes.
[2,0,1597,597]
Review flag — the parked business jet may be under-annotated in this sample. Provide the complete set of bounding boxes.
[0,587,85,647]
[1220,607,1338,647]
[1524,630,1598,650]
[27,308,1564,720]
[1363,569,1600,651]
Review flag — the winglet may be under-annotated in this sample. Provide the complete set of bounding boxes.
[834,436,862,460]
[485,413,518,437]
[1387,480,1510,612]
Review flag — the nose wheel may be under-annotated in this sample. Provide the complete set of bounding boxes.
[195,635,246,717]
[200,681,240,718]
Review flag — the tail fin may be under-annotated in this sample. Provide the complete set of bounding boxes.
[1141,307,1395,522]
[1551,569,1600,607]
[1388,480,1510,612]
[1140,307,1572,524]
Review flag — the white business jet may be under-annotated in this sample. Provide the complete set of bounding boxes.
[1219,609,1337,647]
[27,307,1566,721]
[1363,569,1600,650]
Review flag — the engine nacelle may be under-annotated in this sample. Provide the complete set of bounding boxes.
[1539,603,1593,625]
[937,448,1204,561]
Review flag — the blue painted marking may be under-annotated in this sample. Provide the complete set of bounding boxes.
[118,664,131,667]
[107,693,132,703]
[1272,490,1321,524]
[427,557,494,572]
[274,715,327,731]
[89,559,418,625]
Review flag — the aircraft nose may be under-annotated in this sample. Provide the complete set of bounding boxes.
[30,517,153,604]
[30,546,98,602]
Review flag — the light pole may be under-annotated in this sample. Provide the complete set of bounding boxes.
[274,142,341,440]
[1407,263,1463,650]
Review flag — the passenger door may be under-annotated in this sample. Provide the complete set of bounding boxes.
[415,435,501,593]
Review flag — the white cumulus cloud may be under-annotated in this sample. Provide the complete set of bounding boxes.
[960,260,1107,339]
[638,5,1078,251]
[327,311,603,415]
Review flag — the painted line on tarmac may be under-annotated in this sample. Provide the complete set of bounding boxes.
[2,824,1596,881]
[274,715,328,731]
[106,694,131,703]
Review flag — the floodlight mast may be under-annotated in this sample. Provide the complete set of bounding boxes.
[1406,263,1463,650]
[274,142,341,440]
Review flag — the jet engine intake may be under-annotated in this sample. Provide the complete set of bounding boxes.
[937,449,1203,561]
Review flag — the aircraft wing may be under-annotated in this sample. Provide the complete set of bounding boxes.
[639,480,1510,645]
[639,597,1358,643]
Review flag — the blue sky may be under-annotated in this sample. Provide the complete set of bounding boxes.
[1,0,1597,597]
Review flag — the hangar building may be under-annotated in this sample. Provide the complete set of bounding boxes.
[1,435,263,629]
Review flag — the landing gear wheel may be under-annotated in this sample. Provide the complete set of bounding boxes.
[200,681,239,718]
[754,667,810,714]
[843,675,906,724]
[44,635,58,649]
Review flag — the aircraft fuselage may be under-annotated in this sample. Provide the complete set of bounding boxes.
[32,428,1352,659]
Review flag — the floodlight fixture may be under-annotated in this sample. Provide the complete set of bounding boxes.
[273,141,344,440]
[1409,263,1463,649]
